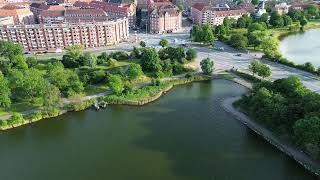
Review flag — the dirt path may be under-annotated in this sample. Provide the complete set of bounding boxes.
[222,96,320,177]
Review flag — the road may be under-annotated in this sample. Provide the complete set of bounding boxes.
[33,26,320,92]
[188,40,320,93]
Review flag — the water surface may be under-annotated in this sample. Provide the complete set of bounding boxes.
[280,29,320,67]
[0,80,316,180]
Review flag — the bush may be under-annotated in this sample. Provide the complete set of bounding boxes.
[110,51,129,61]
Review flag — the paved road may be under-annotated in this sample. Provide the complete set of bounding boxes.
[34,26,320,92]
[188,40,320,93]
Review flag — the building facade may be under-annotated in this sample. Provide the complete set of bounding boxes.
[191,2,248,27]
[273,3,290,15]
[148,0,182,34]
[74,1,136,28]
[38,8,109,24]
[0,17,129,51]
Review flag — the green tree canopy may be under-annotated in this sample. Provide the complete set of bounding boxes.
[269,12,284,27]
[0,71,11,108]
[0,40,23,61]
[186,48,197,61]
[139,41,146,47]
[9,68,47,102]
[200,58,214,75]
[229,34,248,49]
[248,22,266,33]
[159,39,169,47]
[108,74,124,95]
[126,63,143,80]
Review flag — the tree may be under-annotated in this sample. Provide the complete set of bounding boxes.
[300,17,308,29]
[126,63,143,80]
[237,14,252,28]
[237,17,247,28]
[9,112,24,125]
[9,68,47,102]
[200,58,214,75]
[201,24,215,44]
[248,30,267,49]
[258,13,269,24]
[140,48,162,72]
[97,52,110,64]
[293,116,320,148]
[306,5,319,17]
[258,63,272,79]
[190,25,202,42]
[47,62,84,96]
[62,45,84,68]
[223,17,232,32]
[139,41,146,47]
[215,25,227,39]
[108,74,124,95]
[249,60,261,76]
[0,71,11,108]
[229,34,248,49]
[82,52,97,68]
[65,45,84,60]
[248,22,266,33]
[175,47,186,63]
[260,36,279,56]
[302,62,315,72]
[0,40,23,61]
[131,46,141,58]
[269,12,284,27]
[283,15,293,26]
[186,48,197,61]
[272,76,307,98]
[288,9,303,22]
[159,39,169,47]
[42,83,62,111]
[26,57,37,68]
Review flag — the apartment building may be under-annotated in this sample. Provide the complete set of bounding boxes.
[148,0,182,34]
[74,1,136,28]
[38,8,109,24]
[0,17,129,51]
[191,2,248,27]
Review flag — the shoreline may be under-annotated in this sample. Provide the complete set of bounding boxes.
[0,74,214,131]
[221,96,320,178]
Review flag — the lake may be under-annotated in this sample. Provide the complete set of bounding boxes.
[0,80,317,180]
[280,29,320,67]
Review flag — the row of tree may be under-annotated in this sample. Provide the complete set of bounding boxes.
[238,76,320,159]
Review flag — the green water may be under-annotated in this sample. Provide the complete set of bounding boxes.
[0,80,317,180]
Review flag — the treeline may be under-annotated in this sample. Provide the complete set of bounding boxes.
[237,76,320,159]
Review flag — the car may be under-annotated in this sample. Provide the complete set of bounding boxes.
[235,53,242,57]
